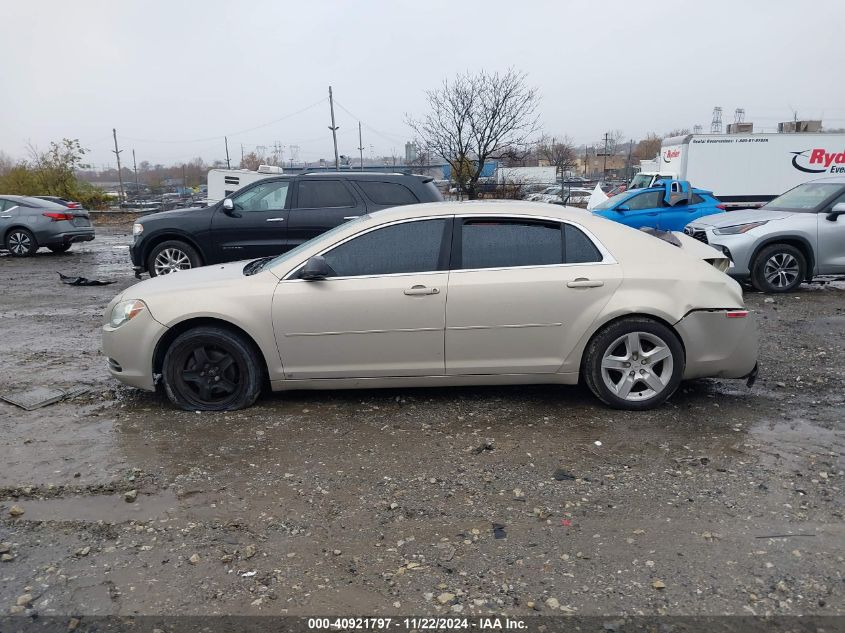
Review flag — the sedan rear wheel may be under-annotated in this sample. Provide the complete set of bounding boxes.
[162,326,263,411]
[6,228,37,257]
[583,318,684,410]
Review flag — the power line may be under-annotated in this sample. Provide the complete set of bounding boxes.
[121,97,327,144]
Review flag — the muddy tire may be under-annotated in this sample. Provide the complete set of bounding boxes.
[750,243,806,293]
[147,240,201,277]
[5,228,38,257]
[583,317,684,411]
[162,326,263,411]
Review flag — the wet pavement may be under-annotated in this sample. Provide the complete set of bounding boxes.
[0,227,843,617]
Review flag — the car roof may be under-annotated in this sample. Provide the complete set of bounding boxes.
[297,172,430,181]
[806,175,845,184]
[361,200,600,226]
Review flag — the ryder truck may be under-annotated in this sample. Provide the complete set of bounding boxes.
[632,132,845,208]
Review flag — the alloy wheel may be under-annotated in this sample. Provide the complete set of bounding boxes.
[153,248,191,275]
[8,231,32,255]
[763,253,799,289]
[600,331,674,401]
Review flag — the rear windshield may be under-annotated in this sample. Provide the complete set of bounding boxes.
[764,182,844,212]
[20,196,68,209]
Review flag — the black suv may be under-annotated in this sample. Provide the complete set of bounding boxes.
[130,172,442,277]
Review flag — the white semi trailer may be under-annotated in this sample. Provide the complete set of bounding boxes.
[631,132,845,208]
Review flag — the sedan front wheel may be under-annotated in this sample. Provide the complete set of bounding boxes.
[162,326,263,411]
[583,318,684,410]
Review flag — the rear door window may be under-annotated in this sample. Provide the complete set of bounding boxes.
[459,219,563,269]
[297,180,356,209]
[358,181,419,206]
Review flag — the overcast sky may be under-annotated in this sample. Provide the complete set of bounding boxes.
[4,0,845,168]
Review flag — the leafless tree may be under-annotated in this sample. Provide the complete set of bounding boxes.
[537,135,578,178]
[240,151,264,170]
[407,68,539,199]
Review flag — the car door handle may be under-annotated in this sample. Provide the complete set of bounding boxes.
[265,217,285,222]
[404,285,440,296]
[567,278,604,288]
[343,216,358,220]
[0,215,11,218]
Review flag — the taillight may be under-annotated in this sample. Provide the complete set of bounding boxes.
[716,203,726,210]
[43,212,74,221]
[66,202,81,209]
[725,310,748,318]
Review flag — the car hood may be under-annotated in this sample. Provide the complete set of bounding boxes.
[124,260,273,300]
[138,206,208,223]
[689,208,793,227]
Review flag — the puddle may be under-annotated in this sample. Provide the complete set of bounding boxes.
[0,491,182,523]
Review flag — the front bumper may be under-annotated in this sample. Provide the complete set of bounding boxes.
[102,304,167,391]
[675,309,758,380]
[684,226,756,278]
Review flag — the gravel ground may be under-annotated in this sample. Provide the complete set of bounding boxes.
[0,227,842,619]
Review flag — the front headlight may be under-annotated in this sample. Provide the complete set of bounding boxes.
[132,223,144,236]
[109,299,146,328]
[713,221,768,235]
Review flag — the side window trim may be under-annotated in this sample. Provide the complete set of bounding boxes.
[450,215,612,271]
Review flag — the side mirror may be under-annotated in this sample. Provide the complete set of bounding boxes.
[617,205,630,212]
[826,202,845,221]
[223,198,234,211]
[301,255,334,281]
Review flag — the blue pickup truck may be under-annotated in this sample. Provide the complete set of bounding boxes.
[591,180,725,231]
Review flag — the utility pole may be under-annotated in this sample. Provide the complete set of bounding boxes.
[328,86,339,170]
[132,149,139,195]
[241,144,244,165]
[602,132,609,181]
[182,164,187,190]
[224,136,231,169]
[112,129,125,204]
[357,122,364,171]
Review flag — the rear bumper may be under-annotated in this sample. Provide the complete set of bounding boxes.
[39,229,95,247]
[675,309,758,380]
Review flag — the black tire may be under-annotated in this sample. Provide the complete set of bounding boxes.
[5,228,38,257]
[162,326,263,411]
[48,244,71,254]
[583,317,684,411]
[147,240,201,277]
[750,243,806,293]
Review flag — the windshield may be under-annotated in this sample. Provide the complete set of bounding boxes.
[764,182,844,212]
[628,174,653,190]
[261,214,371,273]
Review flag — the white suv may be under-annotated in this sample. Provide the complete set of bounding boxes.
[684,177,845,293]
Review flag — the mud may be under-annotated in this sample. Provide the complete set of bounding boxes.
[0,227,842,617]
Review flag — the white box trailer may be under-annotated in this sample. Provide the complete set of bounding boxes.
[647,133,845,208]
[206,165,284,204]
